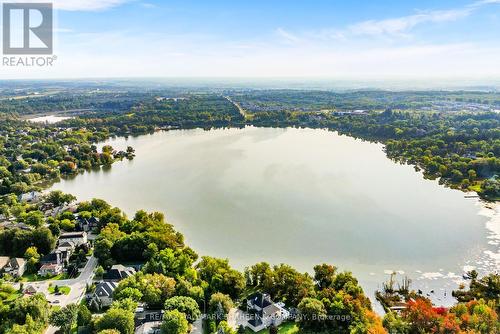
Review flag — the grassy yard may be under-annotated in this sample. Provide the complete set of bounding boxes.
[0,290,21,303]
[21,272,68,282]
[244,322,299,334]
[48,285,71,295]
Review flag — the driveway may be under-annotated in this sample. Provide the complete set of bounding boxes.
[228,308,247,330]
[191,316,203,334]
[12,256,97,334]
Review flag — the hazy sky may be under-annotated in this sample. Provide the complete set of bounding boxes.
[1,0,500,80]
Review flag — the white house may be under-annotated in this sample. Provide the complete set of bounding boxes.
[246,293,288,332]
[59,232,87,246]
[38,263,63,276]
[3,258,27,277]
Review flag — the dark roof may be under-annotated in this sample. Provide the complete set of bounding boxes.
[7,257,25,268]
[103,265,136,281]
[248,292,272,309]
[40,252,62,264]
[95,282,118,297]
[248,315,263,327]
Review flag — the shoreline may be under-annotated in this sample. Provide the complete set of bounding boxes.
[477,200,500,272]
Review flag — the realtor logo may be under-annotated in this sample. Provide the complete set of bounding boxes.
[2,3,53,54]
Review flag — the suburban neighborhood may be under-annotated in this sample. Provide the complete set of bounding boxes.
[0,191,296,334]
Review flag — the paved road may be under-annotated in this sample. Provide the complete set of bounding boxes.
[223,96,248,119]
[191,316,203,334]
[12,256,97,334]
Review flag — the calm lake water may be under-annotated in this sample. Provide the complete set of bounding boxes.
[51,127,498,306]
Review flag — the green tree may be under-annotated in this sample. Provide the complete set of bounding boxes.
[77,304,92,326]
[114,287,143,302]
[95,308,134,334]
[297,298,327,331]
[160,310,189,334]
[164,296,201,323]
[47,191,76,206]
[314,263,337,289]
[49,303,78,334]
[23,211,44,228]
[23,246,40,274]
[94,238,114,268]
[208,293,233,321]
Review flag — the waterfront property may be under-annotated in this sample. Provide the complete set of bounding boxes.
[246,292,289,332]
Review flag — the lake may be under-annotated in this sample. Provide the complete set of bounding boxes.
[50,127,499,306]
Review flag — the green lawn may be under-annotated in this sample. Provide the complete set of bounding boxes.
[0,290,21,303]
[244,322,299,334]
[48,285,71,295]
[21,273,68,282]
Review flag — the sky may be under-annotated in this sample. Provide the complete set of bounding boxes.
[1,0,500,80]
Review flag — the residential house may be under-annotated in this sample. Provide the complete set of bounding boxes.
[103,264,136,281]
[3,258,27,277]
[246,293,289,332]
[89,281,118,310]
[57,241,75,263]
[38,263,63,276]
[0,256,9,272]
[18,191,41,203]
[0,222,32,231]
[59,231,88,246]
[40,251,63,266]
[76,216,100,232]
[24,285,37,295]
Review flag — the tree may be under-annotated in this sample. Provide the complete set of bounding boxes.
[95,308,135,334]
[111,298,138,313]
[49,303,78,334]
[246,262,273,287]
[60,161,77,174]
[5,294,50,332]
[314,264,337,289]
[94,238,114,268]
[114,287,143,302]
[297,298,327,331]
[164,296,201,323]
[160,310,189,334]
[208,293,233,321]
[59,219,75,231]
[23,211,44,228]
[95,265,105,278]
[403,299,440,333]
[47,191,76,206]
[270,264,314,306]
[196,256,245,298]
[77,304,92,326]
[31,227,57,255]
[24,247,40,274]
[113,272,177,308]
[217,321,236,334]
